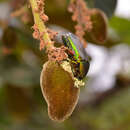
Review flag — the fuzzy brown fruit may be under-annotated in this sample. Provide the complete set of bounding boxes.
[40,61,80,122]
[89,9,108,44]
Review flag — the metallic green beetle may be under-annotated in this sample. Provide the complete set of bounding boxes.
[61,33,90,80]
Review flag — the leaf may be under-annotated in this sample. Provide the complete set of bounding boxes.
[0,54,40,87]
[85,0,117,17]
[109,16,130,45]
[6,85,32,121]
[40,61,80,122]
[80,87,130,130]
[2,26,18,49]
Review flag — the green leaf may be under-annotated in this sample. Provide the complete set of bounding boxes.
[109,16,130,45]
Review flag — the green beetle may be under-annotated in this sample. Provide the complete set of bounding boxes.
[62,33,90,80]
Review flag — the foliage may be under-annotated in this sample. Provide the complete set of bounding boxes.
[109,16,130,45]
[0,0,130,129]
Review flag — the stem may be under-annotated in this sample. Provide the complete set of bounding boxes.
[29,0,53,49]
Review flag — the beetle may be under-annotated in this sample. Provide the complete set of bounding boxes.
[61,33,90,80]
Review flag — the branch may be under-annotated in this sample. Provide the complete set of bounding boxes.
[29,0,53,50]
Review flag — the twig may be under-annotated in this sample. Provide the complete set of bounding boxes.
[29,0,53,50]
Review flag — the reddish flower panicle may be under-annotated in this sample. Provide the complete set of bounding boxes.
[68,0,93,47]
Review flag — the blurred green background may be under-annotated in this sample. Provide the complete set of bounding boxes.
[0,0,130,130]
